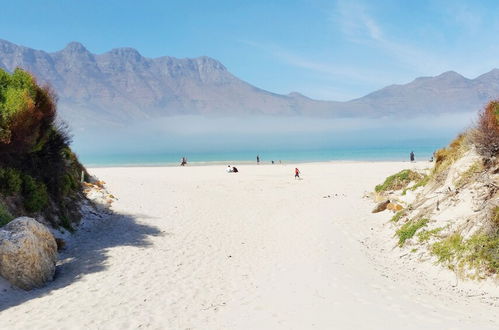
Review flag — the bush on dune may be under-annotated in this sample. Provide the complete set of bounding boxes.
[0,167,22,195]
[433,133,470,175]
[0,68,86,229]
[376,101,499,279]
[472,100,499,158]
[0,68,56,154]
[431,232,499,276]
[375,169,422,192]
[395,218,429,247]
[22,175,49,213]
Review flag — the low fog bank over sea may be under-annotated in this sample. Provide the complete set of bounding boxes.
[71,112,475,166]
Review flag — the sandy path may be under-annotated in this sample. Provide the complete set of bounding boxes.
[0,162,497,329]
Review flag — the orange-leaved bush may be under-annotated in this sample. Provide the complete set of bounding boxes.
[473,101,499,158]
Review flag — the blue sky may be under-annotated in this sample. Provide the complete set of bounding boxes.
[1,0,499,100]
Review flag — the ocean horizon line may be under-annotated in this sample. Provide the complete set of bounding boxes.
[78,144,441,167]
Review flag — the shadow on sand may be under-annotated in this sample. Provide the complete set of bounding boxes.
[0,211,163,311]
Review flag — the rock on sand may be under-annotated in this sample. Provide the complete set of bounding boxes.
[0,217,58,290]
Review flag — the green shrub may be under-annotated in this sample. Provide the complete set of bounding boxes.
[408,174,430,192]
[0,68,56,153]
[418,227,444,242]
[61,174,78,196]
[0,201,13,227]
[60,214,74,233]
[375,170,422,192]
[431,232,499,276]
[0,68,86,228]
[0,167,22,195]
[22,175,48,212]
[390,210,406,223]
[431,233,464,264]
[463,234,499,274]
[396,218,429,247]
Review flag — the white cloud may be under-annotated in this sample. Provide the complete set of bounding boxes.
[332,0,447,73]
[240,39,392,87]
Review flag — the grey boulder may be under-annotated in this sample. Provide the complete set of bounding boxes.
[0,217,58,290]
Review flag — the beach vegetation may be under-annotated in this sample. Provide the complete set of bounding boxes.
[375,169,422,193]
[471,100,499,158]
[395,218,429,247]
[417,227,444,242]
[454,160,484,188]
[390,210,406,222]
[433,133,470,176]
[493,206,499,227]
[59,214,74,233]
[401,174,431,195]
[431,232,499,277]
[22,175,48,212]
[0,68,56,153]
[0,201,13,227]
[0,68,87,228]
[0,167,22,195]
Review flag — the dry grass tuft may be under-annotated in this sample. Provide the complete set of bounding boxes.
[433,132,470,176]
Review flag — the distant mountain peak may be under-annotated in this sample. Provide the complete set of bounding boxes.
[62,41,88,53]
[476,68,499,80]
[192,56,227,71]
[106,47,144,63]
[436,70,467,80]
[288,92,310,99]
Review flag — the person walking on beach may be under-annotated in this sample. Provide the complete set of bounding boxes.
[410,151,415,162]
[257,155,260,165]
[295,167,300,179]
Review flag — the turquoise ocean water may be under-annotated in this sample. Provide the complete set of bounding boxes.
[78,140,447,167]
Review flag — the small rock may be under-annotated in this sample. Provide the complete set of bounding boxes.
[386,203,404,212]
[372,200,390,213]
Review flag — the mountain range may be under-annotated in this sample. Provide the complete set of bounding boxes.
[0,39,498,129]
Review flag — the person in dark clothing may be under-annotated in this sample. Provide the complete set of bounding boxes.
[410,151,415,162]
[232,166,239,173]
[257,155,260,164]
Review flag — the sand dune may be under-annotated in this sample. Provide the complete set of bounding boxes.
[0,162,497,329]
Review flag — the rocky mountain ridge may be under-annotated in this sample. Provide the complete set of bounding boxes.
[1,39,499,128]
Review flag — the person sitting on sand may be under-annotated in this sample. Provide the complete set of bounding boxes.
[232,166,239,173]
[226,165,233,173]
[295,168,300,179]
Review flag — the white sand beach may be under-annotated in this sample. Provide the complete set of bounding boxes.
[0,161,498,329]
